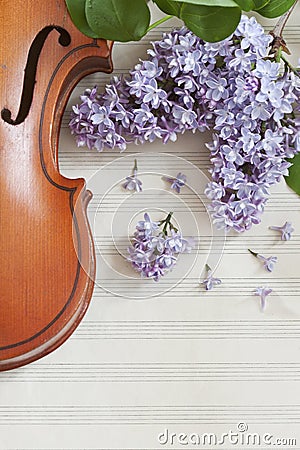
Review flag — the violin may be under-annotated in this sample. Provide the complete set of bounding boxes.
[0,0,112,370]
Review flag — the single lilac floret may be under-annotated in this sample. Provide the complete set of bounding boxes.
[202,264,222,291]
[123,159,142,192]
[269,222,294,241]
[135,212,159,238]
[164,229,190,253]
[163,172,187,193]
[249,249,277,272]
[123,174,142,192]
[254,286,272,311]
[257,254,277,272]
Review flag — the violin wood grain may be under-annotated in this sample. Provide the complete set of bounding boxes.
[0,0,113,370]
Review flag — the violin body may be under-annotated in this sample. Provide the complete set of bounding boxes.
[0,0,112,370]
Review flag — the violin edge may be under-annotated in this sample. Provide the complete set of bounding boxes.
[0,39,113,372]
[0,188,96,372]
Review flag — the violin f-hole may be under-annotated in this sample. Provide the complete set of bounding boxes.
[1,26,71,126]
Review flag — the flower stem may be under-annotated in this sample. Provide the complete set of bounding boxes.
[275,46,282,63]
[270,0,298,56]
[271,0,298,38]
[205,264,211,272]
[248,248,258,258]
[159,212,179,235]
[147,15,173,33]
[133,158,138,172]
[281,54,300,77]
[162,212,173,235]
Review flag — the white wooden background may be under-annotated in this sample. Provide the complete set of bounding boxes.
[1,3,300,449]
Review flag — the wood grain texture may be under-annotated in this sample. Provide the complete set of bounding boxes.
[0,0,113,370]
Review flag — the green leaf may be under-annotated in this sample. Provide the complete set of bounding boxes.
[65,0,98,38]
[174,0,256,11]
[253,0,270,9]
[257,0,297,17]
[85,0,150,42]
[285,153,300,196]
[172,0,238,5]
[153,0,183,15]
[179,5,241,42]
[233,0,255,11]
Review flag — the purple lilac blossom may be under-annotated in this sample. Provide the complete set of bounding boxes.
[163,172,187,193]
[135,212,159,238]
[269,221,294,240]
[69,16,300,233]
[257,254,278,272]
[127,213,194,281]
[202,265,222,291]
[122,171,142,192]
[254,286,272,311]
[122,160,143,192]
[249,249,277,272]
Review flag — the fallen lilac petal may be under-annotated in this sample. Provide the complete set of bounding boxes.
[269,222,294,240]
[163,172,187,193]
[202,273,222,291]
[257,254,277,272]
[122,175,142,192]
[249,249,277,272]
[123,159,143,192]
[254,286,272,311]
[202,266,222,291]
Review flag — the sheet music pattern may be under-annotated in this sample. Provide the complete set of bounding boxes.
[1,6,300,450]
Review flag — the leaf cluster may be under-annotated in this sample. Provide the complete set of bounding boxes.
[65,0,297,43]
[65,0,296,42]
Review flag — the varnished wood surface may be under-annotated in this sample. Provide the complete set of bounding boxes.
[0,0,113,370]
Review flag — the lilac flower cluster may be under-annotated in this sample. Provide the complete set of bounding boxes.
[203,18,300,232]
[127,213,193,281]
[70,16,300,232]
